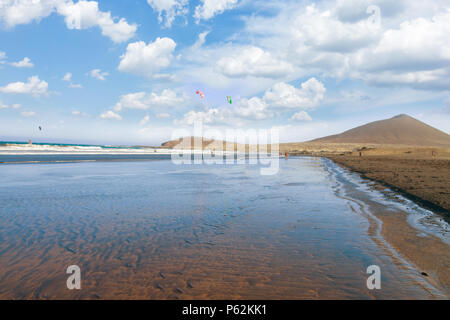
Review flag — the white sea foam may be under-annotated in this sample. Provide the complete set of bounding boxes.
[0,143,216,155]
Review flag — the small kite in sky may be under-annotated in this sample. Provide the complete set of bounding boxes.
[226,96,232,104]
[196,90,205,99]
[38,126,42,131]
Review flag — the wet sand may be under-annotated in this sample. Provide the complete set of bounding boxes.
[329,155,450,295]
[375,206,450,294]
[328,165,450,296]
[0,158,448,299]
[328,155,450,216]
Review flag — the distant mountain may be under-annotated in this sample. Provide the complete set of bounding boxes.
[161,136,245,150]
[309,114,450,146]
[161,136,213,149]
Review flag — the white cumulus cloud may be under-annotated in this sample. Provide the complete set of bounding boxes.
[191,30,210,50]
[175,78,325,126]
[0,76,48,97]
[216,46,293,78]
[57,0,137,43]
[176,108,229,125]
[351,8,450,90]
[176,96,273,126]
[89,69,109,80]
[263,78,326,109]
[147,0,188,28]
[62,72,82,88]
[10,57,33,67]
[118,38,177,77]
[100,110,122,120]
[239,1,450,91]
[62,72,72,82]
[290,111,312,121]
[234,97,272,120]
[0,0,137,43]
[113,89,184,112]
[0,0,58,28]
[194,0,238,22]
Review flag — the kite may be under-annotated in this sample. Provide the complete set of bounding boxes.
[226,96,232,104]
[196,90,205,99]
[38,126,42,131]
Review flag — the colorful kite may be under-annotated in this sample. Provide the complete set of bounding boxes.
[226,96,232,104]
[196,90,205,99]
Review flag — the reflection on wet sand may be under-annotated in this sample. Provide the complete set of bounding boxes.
[0,158,448,299]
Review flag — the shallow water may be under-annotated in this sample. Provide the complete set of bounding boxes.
[0,157,446,299]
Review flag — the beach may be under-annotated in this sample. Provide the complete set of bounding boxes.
[326,150,450,295]
[2,0,450,309]
[0,156,448,299]
[328,152,450,215]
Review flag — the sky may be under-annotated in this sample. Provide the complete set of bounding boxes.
[0,0,449,146]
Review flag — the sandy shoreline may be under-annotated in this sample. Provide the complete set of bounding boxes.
[328,154,450,220]
[328,156,450,296]
[374,203,450,296]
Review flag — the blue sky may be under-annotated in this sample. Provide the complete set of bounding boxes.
[0,0,449,145]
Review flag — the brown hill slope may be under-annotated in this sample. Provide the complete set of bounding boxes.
[161,136,215,149]
[161,136,247,151]
[310,114,450,146]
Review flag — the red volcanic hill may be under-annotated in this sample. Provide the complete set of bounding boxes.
[309,114,450,147]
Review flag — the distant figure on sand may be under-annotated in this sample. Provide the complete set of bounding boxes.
[285,152,289,159]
